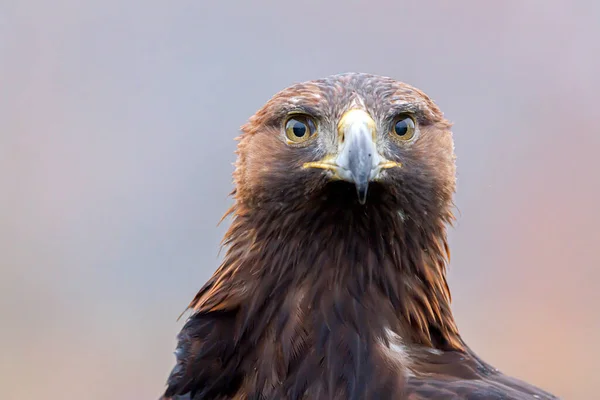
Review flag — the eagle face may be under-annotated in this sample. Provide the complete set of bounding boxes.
[237,73,456,220]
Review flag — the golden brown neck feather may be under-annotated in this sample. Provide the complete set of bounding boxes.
[189,195,464,352]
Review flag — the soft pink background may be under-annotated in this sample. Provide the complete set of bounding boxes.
[1,1,598,399]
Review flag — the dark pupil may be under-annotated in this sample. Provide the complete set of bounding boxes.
[394,119,408,136]
[292,121,307,137]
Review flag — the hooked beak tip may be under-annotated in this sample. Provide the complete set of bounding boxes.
[356,183,368,205]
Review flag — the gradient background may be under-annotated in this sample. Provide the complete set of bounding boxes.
[1,1,599,399]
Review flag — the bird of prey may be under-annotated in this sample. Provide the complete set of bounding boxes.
[161,73,558,400]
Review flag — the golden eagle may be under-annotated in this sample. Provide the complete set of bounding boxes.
[161,73,558,400]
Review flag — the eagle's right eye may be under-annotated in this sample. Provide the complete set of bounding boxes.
[285,115,317,144]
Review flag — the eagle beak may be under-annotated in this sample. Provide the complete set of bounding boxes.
[303,109,401,204]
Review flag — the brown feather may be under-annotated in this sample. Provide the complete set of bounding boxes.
[162,73,558,400]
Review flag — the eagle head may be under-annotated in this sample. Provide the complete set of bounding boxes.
[235,73,456,221]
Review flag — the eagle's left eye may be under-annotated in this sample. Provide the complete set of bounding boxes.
[285,115,317,144]
[391,115,416,141]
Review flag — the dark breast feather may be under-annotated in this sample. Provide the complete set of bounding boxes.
[162,311,559,400]
[402,346,559,400]
[404,373,559,400]
[162,310,243,400]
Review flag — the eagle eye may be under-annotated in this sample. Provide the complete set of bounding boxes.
[284,115,317,144]
[391,115,416,141]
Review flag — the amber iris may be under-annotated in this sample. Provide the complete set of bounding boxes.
[285,115,317,143]
[391,115,416,141]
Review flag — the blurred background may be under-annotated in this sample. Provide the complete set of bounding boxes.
[1,1,599,399]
